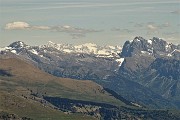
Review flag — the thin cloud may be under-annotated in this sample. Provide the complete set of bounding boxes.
[146,22,170,30]
[52,25,101,34]
[147,24,158,30]
[52,25,102,39]
[134,23,144,28]
[158,22,170,29]
[171,10,180,14]
[32,26,51,30]
[165,37,179,42]
[5,21,50,30]
[146,22,171,34]
[162,32,179,35]
[4,21,102,38]
[5,22,30,30]
[6,1,179,11]
[71,33,86,39]
[146,24,159,35]
[111,28,134,33]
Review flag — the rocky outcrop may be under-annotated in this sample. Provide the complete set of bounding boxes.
[120,36,180,59]
[117,37,180,108]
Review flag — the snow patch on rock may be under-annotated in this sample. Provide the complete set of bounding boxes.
[30,49,38,55]
[115,58,124,67]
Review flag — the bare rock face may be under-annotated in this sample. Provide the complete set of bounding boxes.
[120,36,180,59]
[118,37,180,108]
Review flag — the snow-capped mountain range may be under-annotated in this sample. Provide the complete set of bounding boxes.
[0,41,124,67]
[1,36,179,60]
[0,41,122,57]
[0,36,180,109]
[45,41,122,57]
[0,41,124,81]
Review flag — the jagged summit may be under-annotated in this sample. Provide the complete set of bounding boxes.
[0,41,29,54]
[8,41,27,49]
[120,36,180,59]
[118,37,180,105]
[47,40,55,45]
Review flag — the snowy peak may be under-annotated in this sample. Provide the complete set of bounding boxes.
[74,43,98,53]
[8,41,27,49]
[42,41,122,57]
[47,41,56,46]
[0,41,123,68]
[0,41,29,55]
[81,43,97,47]
[46,41,61,49]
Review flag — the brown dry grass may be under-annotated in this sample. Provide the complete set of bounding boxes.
[0,58,125,106]
[0,90,96,120]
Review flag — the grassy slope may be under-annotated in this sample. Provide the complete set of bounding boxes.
[0,91,95,120]
[0,58,127,119]
[0,58,125,106]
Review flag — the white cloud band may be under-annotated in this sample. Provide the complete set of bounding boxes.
[4,21,102,39]
[5,22,30,30]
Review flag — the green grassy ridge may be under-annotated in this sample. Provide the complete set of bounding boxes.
[0,91,96,120]
[0,57,127,107]
[0,76,125,107]
[0,57,127,119]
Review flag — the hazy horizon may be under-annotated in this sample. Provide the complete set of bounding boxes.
[0,0,179,47]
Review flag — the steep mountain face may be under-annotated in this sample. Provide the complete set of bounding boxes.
[100,75,175,109]
[120,36,179,59]
[0,41,123,80]
[150,58,180,80]
[118,36,180,108]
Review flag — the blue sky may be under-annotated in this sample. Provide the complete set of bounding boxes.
[0,0,179,46]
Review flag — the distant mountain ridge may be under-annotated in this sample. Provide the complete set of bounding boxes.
[1,41,122,58]
[45,41,122,57]
[0,36,180,109]
[0,41,124,80]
